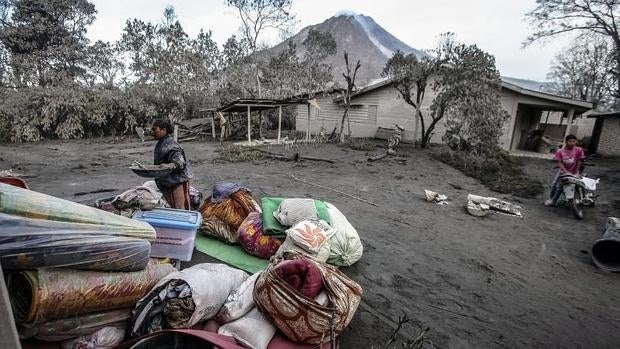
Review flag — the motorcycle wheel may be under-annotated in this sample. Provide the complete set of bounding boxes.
[571,188,584,220]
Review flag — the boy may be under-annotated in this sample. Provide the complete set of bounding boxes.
[151,119,194,210]
[545,134,585,206]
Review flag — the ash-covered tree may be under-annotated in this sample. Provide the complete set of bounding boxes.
[436,34,507,155]
[525,0,620,102]
[382,50,437,148]
[120,6,220,119]
[226,0,296,55]
[0,0,96,87]
[547,36,616,109]
[84,40,125,89]
[262,29,336,98]
[384,34,507,152]
[338,51,360,143]
[301,29,337,94]
[226,0,296,97]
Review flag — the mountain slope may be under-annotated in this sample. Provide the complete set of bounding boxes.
[266,13,425,85]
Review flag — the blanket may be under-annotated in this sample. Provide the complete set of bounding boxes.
[8,263,176,324]
[238,212,282,259]
[273,259,323,299]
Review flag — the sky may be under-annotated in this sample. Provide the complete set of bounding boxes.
[87,0,576,82]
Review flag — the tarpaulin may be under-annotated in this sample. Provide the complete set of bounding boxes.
[0,183,156,240]
[0,213,152,271]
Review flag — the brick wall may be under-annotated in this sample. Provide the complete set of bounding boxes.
[598,116,620,156]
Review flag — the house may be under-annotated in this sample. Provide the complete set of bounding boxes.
[295,77,593,153]
[587,111,620,156]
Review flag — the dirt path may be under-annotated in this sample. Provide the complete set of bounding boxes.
[2,139,620,348]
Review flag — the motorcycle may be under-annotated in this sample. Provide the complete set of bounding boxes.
[558,161,599,220]
[387,124,405,154]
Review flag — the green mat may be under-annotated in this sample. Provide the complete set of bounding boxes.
[261,197,332,236]
[193,234,269,273]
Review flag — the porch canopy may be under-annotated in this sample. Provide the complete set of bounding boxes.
[217,98,312,143]
[501,78,593,152]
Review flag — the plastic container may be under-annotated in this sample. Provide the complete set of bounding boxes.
[133,208,202,261]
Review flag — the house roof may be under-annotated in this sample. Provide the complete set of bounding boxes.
[586,110,620,118]
[332,76,593,111]
[500,79,592,110]
[217,98,311,113]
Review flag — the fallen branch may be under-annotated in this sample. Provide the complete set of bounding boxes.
[290,175,378,207]
[74,188,118,197]
[255,150,336,164]
[368,152,389,162]
[383,313,410,349]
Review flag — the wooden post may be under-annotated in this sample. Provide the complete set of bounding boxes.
[247,105,251,143]
[277,105,282,144]
[306,103,311,142]
[173,124,178,142]
[211,113,216,140]
[563,108,575,141]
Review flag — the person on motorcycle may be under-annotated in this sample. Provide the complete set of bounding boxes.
[545,134,585,206]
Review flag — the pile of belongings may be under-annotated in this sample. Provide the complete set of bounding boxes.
[129,251,362,349]
[197,182,364,267]
[0,183,177,349]
[3,181,365,349]
[98,181,203,216]
[466,194,523,217]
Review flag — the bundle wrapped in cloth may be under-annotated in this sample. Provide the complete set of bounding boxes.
[275,220,332,263]
[130,263,249,337]
[216,273,277,349]
[199,183,260,243]
[324,202,363,266]
[7,263,175,324]
[261,198,331,236]
[237,212,283,259]
[0,184,156,271]
[253,252,363,344]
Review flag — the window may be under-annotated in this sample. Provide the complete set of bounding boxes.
[368,105,378,124]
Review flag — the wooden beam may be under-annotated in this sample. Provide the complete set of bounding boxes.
[278,105,282,144]
[211,113,216,140]
[247,105,251,143]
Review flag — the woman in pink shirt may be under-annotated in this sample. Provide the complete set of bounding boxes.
[545,134,585,206]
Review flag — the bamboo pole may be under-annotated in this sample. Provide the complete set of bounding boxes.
[173,125,178,142]
[277,105,282,144]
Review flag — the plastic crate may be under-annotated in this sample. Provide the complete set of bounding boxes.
[133,208,202,261]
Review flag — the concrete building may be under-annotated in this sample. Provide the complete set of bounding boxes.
[588,111,620,156]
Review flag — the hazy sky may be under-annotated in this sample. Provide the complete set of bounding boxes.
[87,0,575,82]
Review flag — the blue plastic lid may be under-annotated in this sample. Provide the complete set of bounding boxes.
[133,208,202,229]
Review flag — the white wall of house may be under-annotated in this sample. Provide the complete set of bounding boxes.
[296,84,588,152]
[296,83,446,143]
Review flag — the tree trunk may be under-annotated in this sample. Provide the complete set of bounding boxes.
[258,110,263,139]
[339,107,349,143]
[417,109,427,148]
